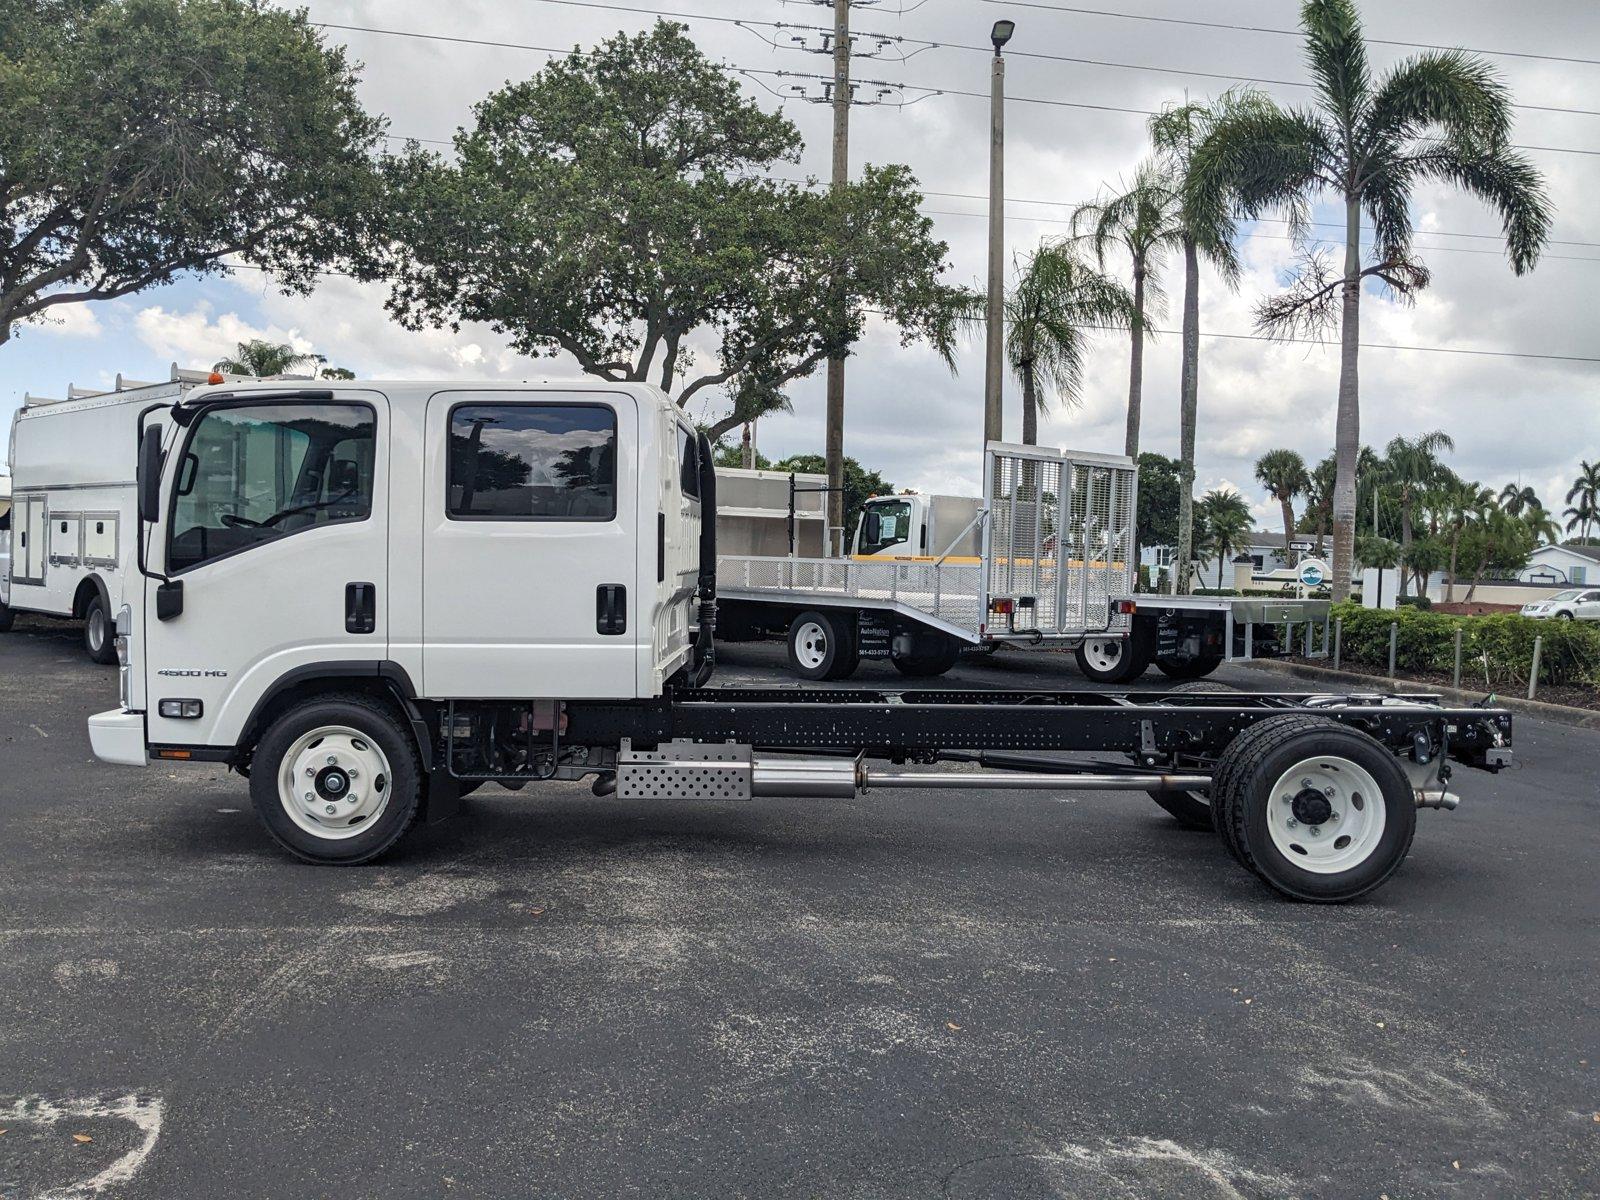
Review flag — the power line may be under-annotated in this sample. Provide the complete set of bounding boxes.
[917,208,1600,264]
[517,0,1600,117]
[316,19,1600,157]
[219,262,1600,366]
[983,1,1600,69]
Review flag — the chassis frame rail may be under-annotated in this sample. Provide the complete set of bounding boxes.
[565,687,1512,768]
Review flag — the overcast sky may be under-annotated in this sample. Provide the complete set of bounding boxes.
[5,0,1598,531]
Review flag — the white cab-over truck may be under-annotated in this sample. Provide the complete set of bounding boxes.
[88,379,1512,902]
[717,443,1331,684]
[2,370,213,661]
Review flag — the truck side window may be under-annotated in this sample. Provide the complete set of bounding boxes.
[168,403,375,573]
[858,499,911,555]
[449,404,616,520]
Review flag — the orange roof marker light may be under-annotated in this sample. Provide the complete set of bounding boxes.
[207,372,224,385]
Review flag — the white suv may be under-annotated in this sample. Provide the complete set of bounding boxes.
[1520,588,1600,621]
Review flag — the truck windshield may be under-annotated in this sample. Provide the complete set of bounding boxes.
[168,403,375,572]
[858,499,912,555]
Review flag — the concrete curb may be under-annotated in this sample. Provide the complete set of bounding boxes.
[1232,658,1600,732]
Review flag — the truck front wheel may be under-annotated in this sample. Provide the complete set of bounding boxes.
[786,611,859,681]
[83,595,118,665]
[249,694,424,864]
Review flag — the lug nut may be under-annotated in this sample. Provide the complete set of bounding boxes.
[1301,778,1314,788]
[1286,818,1298,828]
[326,755,337,765]
[305,767,315,777]
[347,768,359,779]
[1329,812,1340,822]
[324,805,338,816]
[304,792,314,802]
[1309,826,1321,836]
[1324,787,1336,797]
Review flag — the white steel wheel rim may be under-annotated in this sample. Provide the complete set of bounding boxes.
[277,725,393,841]
[1082,637,1123,673]
[87,607,106,652]
[794,620,830,670]
[1266,755,1387,874]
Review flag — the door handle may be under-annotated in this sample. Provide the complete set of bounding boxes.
[596,584,627,635]
[346,582,376,634]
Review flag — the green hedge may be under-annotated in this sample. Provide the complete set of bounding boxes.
[1329,602,1600,690]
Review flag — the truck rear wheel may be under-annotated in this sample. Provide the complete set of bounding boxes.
[786,611,858,681]
[83,594,118,665]
[1155,654,1223,680]
[249,694,424,865]
[1074,634,1147,684]
[1211,715,1416,902]
[891,633,962,678]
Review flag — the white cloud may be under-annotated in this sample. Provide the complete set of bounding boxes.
[132,303,315,371]
[26,303,102,339]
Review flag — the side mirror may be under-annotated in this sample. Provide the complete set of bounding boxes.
[138,426,163,522]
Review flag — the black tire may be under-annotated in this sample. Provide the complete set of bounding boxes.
[83,594,118,665]
[1156,654,1223,680]
[0,602,14,633]
[1074,634,1149,684]
[248,693,424,865]
[891,632,962,678]
[1146,682,1235,828]
[786,610,858,681]
[1556,611,1574,620]
[1211,714,1417,902]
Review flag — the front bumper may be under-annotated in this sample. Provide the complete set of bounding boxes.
[88,709,147,767]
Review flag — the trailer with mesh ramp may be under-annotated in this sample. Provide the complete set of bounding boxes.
[716,443,1331,682]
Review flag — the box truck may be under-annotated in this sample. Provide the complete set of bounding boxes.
[2,369,212,659]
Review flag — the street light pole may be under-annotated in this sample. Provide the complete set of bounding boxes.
[824,0,852,556]
[983,19,1014,449]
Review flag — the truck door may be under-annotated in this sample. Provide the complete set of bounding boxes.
[421,390,639,699]
[143,394,389,749]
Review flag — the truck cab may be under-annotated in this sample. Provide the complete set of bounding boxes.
[91,380,708,788]
[852,493,982,561]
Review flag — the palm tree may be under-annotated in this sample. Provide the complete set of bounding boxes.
[213,339,321,378]
[1191,0,1550,604]
[1522,503,1561,547]
[1148,94,1267,595]
[1566,497,1600,543]
[1254,449,1309,568]
[1070,161,1179,459]
[1439,478,1492,603]
[1566,460,1600,542]
[1498,482,1540,517]
[994,244,1134,446]
[1196,488,1254,590]
[1304,454,1337,555]
[1382,431,1455,596]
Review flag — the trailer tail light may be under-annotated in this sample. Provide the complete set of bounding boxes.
[989,598,1015,615]
[1115,600,1137,615]
[158,699,203,719]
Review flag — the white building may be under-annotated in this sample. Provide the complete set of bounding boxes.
[1518,542,1600,587]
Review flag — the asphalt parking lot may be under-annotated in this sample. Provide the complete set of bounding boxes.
[1,614,1596,1198]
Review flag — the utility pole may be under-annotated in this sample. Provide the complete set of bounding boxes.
[823,0,852,556]
[983,19,1015,448]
